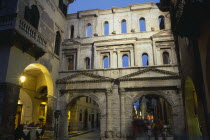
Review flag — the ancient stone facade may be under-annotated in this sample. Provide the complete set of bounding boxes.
[0,0,73,139]
[57,3,184,140]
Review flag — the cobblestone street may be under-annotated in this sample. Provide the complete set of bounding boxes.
[69,131,100,140]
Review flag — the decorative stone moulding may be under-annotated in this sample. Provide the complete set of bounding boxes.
[112,31,116,34]
[131,29,135,32]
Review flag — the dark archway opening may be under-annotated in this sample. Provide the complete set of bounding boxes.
[132,94,173,138]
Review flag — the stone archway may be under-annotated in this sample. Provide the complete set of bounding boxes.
[57,92,106,140]
[124,90,184,138]
[16,63,54,128]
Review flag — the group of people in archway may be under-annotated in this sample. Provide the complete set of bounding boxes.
[132,118,169,139]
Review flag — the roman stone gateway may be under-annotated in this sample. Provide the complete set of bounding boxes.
[56,2,184,140]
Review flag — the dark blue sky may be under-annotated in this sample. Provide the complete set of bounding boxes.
[68,0,160,14]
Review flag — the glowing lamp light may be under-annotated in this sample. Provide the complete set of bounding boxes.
[20,75,26,83]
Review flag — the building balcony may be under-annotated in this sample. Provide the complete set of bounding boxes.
[0,14,48,59]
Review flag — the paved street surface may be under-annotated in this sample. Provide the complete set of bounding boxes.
[69,131,100,140]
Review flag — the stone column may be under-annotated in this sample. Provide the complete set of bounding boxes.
[130,50,134,67]
[134,43,138,66]
[105,89,113,138]
[0,82,21,139]
[112,51,117,68]
[117,51,121,67]
[57,93,69,140]
[111,85,121,138]
[58,109,69,140]
[44,95,56,138]
[110,51,114,68]
[119,88,126,138]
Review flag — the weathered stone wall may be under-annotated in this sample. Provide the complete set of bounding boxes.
[57,2,184,140]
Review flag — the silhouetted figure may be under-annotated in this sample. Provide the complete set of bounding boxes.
[14,124,24,140]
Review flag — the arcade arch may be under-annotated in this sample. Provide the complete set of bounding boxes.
[15,63,53,127]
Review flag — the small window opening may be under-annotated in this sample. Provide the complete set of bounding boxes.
[140,18,146,32]
[103,56,109,68]
[121,20,127,33]
[142,53,149,66]
[122,54,129,67]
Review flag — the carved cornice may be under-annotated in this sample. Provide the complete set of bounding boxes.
[119,76,180,81]
[56,72,113,84]
[118,67,179,80]
[125,86,179,91]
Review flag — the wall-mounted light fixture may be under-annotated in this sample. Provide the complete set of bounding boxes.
[19,75,26,83]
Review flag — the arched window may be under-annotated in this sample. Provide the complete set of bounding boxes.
[104,21,109,35]
[103,56,109,68]
[24,5,40,29]
[142,53,149,66]
[54,31,61,56]
[70,25,74,39]
[158,16,165,30]
[121,20,127,33]
[85,57,90,69]
[86,24,92,37]
[139,18,146,32]
[122,54,129,67]
[163,52,170,64]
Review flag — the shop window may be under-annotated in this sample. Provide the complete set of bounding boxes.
[142,53,149,66]
[122,54,129,67]
[139,18,146,32]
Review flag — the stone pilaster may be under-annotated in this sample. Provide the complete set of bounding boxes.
[0,82,21,139]
[46,95,56,130]
[58,109,69,140]
[119,88,126,138]
[130,50,134,67]
[105,88,113,138]
[110,85,121,138]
